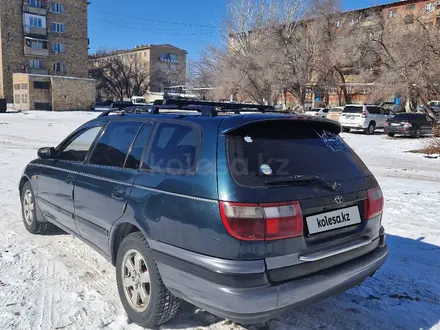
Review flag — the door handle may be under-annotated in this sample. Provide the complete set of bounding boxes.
[65,175,75,185]
[111,187,125,200]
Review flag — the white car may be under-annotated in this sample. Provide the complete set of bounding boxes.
[304,108,329,118]
[338,104,394,135]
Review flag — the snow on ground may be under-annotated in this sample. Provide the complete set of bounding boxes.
[0,111,439,330]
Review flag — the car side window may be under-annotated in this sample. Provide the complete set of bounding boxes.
[143,122,200,174]
[58,126,102,162]
[323,109,329,113]
[380,108,388,115]
[367,106,380,115]
[89,121,142,168]
[124,122,154,170]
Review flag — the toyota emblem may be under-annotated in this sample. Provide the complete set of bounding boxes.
[335,196,344,204]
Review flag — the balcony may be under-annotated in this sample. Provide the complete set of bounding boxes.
[23,3,47,16]
[29,68,49,75]
[24,46,49,57]
[24,25,47,36]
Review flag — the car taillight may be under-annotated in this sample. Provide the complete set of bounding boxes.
[219,201,303,241]
[403,122,412,128]
[314,112,319,116]
[384,122,389,127]
[361,110,367,118]
[364,187,384,220]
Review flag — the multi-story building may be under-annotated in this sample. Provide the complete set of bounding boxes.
[0,0,89,103]
[89,44,187,99]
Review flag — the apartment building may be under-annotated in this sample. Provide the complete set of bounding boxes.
[0,0,90,104]
[89,44,187,99]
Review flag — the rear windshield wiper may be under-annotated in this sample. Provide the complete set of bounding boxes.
[264,175,341,192]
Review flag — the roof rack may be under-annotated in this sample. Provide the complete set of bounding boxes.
[98,99,288,118]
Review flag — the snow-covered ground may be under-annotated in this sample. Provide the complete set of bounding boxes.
[0,111,439,330]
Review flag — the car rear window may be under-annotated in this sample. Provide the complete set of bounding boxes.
[393,114,422,120]
[342,106,363,113]
[227,120,370,187]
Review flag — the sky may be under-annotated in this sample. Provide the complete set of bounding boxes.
[88,0,394,60]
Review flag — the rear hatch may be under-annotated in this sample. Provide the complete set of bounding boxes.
[218,117,382,283]
[339,105,363,124]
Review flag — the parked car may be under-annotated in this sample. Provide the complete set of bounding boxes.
[20,101,388,328]
[304,108,330,118]
[338,104,394,135]
[327,106,344,122]
[110,101,135,110]
[384,113,437,138]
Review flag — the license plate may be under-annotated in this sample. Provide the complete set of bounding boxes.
[391,123,400,126]
[306,206,362,235]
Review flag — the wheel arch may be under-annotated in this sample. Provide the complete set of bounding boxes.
[110,221,147,266]
[19,175,32,195]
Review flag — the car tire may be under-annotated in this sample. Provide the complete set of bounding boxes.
[414,128,421,138]
[342,127,351,133]
[116,232,180,328]
[364,123,376,135]
[21,181,47,234]
[387,133,395,137]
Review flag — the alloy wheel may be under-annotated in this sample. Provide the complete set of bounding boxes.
[121,249,151,312]
[23,190,34,226]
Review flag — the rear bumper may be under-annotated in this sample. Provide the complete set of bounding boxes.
[340,123,368,129]
[385,127,415,135]
[151,235,388,324]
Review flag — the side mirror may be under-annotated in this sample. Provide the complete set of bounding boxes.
[38,147,56,159]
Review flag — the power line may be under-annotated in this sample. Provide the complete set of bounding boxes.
[96,10,217,29]
[90,21,217,36]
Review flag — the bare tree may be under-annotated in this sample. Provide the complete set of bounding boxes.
[359,12,440,114]
[90,55,164,101]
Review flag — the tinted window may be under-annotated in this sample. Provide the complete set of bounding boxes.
[227,121,370,187]
[125,122,153,170]
[367,106,380,115]
[393,114,423,121]
[323,109,329,113]
[58,126,102,162]
[144,122,199,173]
[90,121,142,167]
[343,106,363,113]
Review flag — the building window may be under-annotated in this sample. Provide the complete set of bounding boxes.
[404,14,414,24]
[388,9,397,18]
[26,38,47,49]
[335,20,342,28]
[34,81,51,89]
[29,16,43,27]
[52,42,65,53]
[22,94,28,104]
[52,62,66,73]
[21,83,29,90]
[425,2,435,13]
[159,53,179,64]
[15,94,21,104]
[406,4,416,10]
[28,0,42,8]
[29,59,44,69]
[50,2,65,13]
[51,22,65,33]
[14,84,21,90]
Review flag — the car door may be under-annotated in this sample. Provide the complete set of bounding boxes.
[424,115,436,135]
[36,125,103,234]
[73,120,154,254]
